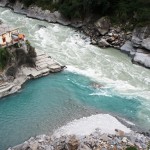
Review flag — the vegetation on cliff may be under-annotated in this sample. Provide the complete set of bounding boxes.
[0,41,36,77]
[8,0,150,26]
[0,47,10,70]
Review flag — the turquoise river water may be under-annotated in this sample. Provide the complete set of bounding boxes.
[0,7,150,150]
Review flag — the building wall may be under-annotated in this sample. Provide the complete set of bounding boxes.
[0,32,12,46]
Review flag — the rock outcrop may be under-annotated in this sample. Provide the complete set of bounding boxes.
[95,17,110,35]
[133,53,150,68]
[121,41,136,56]
[121,26,150,68]
[131,26,150,48]
[0,49,65,98]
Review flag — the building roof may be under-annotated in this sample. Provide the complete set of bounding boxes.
[0,24,17,35]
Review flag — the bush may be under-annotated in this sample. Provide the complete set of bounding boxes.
[5,65,18,77]
[26,55,36,67]
[126,146,137,150]
[15,47,36,67]
[15,48,27,66]
[27,46,37,58]
[0,48,10,70]
[20,0,35,7]
[8,0,16,3]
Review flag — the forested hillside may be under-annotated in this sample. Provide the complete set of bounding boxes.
[8,0,150,25]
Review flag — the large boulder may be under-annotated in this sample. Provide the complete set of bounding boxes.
[95,17,110,35]
[141,38,150,51]
[131,26,150,48]
[121,41,136,56]
[67,136,79,150]
[133,53,150,68]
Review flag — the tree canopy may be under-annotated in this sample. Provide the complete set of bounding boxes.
[9,0,150,25]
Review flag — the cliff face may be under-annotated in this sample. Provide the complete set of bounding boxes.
[0,47,64,98]
[2,41,36,78]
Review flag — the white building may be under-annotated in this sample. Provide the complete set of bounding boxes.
[0,24,25,47]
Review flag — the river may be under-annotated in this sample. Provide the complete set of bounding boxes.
[0,7,150,150]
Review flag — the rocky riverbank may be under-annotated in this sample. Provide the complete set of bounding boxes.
[8,126,150,150]
[81,19,150,69]
[0,0,149,69]
[6,113,150,150]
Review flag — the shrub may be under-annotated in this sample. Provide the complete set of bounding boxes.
[15,48,27,66]
[5,65,18,77]
[27,46,37,58]
[126,146,137,150]
[0,48,10,70]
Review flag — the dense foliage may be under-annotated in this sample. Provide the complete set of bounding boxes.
[126,146,137,150]
[9,0,150,25]
[0,48,9,70]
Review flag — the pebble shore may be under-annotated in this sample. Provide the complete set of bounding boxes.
[8,129,150,150]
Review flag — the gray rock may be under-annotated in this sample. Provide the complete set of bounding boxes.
[115,129,125,136]
[29,141,39,150]
[136,48,150,54]
[98,39,110,47]
[141,38,150,51]
[132,26,150,48]
[46,145,54,150]
[133,53,150,68]
[95,17,110,35]
[99,134,109,141]
[91,39,97,45]
[78,144,92,150]
[122,137,128,143]
[121,41,136,55]
[132,36,142,48]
